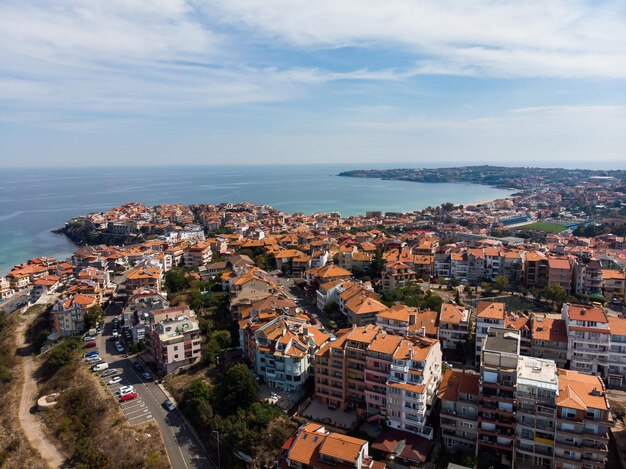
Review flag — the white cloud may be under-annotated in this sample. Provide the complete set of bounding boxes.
[209,0,626,78]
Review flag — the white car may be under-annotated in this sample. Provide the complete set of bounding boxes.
[107,376,122,385]
[86,355,101,363]
[116,385,135,395]
[92,362,109,372]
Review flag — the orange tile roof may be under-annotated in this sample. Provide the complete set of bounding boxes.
[319,433,366,463]
[557,369,608,411]
[532,318,567,343]
[368,332,403,355]
[566,304,607,323]
[477,301,506,320]
[439,303,468,324]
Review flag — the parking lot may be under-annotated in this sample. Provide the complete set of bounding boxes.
[98,367,155,425]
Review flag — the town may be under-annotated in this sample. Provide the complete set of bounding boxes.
[1,175,626,469]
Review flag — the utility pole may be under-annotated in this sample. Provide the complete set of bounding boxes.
[212,430,220,469]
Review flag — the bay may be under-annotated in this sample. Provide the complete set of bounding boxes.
[0,164,512,275]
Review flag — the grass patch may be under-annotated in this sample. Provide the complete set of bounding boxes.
[513,221,567,233]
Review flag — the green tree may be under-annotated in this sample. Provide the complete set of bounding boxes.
[543,284,567,309]
[165,268,188,293]
[212,330,231,349]
[493,275,509,293]
[203,339,221,366]
[84,305,103,329]
[216,364,259,413]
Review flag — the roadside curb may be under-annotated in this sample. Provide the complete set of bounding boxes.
[157,383,217,468]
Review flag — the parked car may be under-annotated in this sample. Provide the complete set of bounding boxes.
[120,392,138,402]
[100,368,117,378]
[86,355,101,362]
[133,362,144,372]
[84,350,99,358]
[107,376,122,385]
[163,400,175,411]
[116,385,135,395]
[92,362,109,372]
[142,372,152,380]
[83,335,95,342]
[82,341,97,349]
[116,344,124,353]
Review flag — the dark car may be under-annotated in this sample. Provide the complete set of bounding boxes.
[133,362,144,373]
[82,341,97,349]
[163,400,175,411]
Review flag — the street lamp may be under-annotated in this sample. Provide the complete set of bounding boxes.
[212,430,220,469]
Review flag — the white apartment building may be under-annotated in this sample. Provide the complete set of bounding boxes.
[385,337,442,440]
[608,316,626,387]
[562,303,610,380]
[151,311,202,374]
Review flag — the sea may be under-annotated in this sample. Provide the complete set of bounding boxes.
[0,164,513,275]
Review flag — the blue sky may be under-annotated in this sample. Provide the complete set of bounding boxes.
[1,0,625,167]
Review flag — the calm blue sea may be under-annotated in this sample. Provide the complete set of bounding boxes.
[0,164,513,275]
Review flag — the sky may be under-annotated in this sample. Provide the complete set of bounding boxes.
[1,0,625,168]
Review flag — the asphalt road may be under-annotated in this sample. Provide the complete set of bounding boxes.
[96,301,213,469]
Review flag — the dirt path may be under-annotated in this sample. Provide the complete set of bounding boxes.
[16,312,66,469]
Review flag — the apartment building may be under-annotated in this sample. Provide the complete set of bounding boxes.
[505,312,532,356]
[554,370,612,469]
[364,331,403,420]
[344,294,388,326]
[562,304,610,380]
[150,310,202,374]
[51,293,98,336]
[375,305,418,335]
[315,325,379,412]
[438,303,470,351]
[439,370,480,453]
[252,315,329,392]
[183,242,213,268]
[381,261,416,290]
[385,337,441,440]
[477,327,520,467]
[475,301,506,364]
[514,356,559,469]
[524,251,549,290]
[531,316,569,368]
[125,266,162,293]
[573,258,603,296]
[608,316,626,387]
[548,257,573,293]
[602,269,625,304]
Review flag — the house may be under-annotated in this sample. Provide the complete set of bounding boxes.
[52,293,98,336]
[183,242,213,268]
[125,266,162,293]
[344,294,388,326]
[602,269,625,303]
[283,423,380,469]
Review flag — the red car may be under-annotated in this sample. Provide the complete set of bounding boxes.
[82,341,97,349]
[120,392,138,402]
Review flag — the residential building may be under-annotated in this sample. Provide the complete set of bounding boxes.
[562,303,610,379]
[602,269,625,304]
[51,293,98,336]
[475,301,506,364]
[608,316,626,387]
[183,242,213,268]
[524,251,549,290]
[531,316,569,368]
[385,337,441,440]
[477,327,520,466]
[548,256,573,293]
[439,370,480,453]
[514,356,559,469]
[364,331,403,420]
[573,257,603,296]
[150,309,202,374]
[345,294,388,326]
[505,312,532,356]
[252,315,329,392]
[283,423,379,469]
[554,370,612,469]
[376,305,418,336]
[125,266,162,293]
[438,303,470,351]
[381,262,416,290]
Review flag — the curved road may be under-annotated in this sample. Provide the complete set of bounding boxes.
[97,301,213,469]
